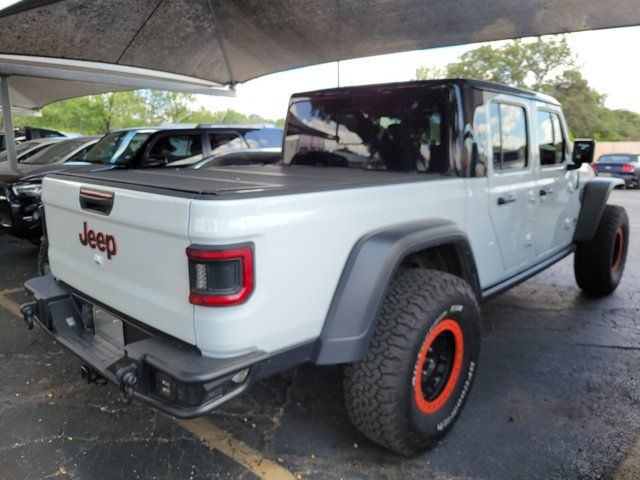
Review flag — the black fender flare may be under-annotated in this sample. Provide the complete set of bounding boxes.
[313,219,480,365]
[573,177,623,242]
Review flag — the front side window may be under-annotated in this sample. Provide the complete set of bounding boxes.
[537,111,565,166]
[490,103,528,171]
[283,89,448,173]
[85,131,153,165]
[209,133,244,155]
[147,134,203,166]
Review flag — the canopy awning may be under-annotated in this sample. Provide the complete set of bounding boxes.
[2,0,640,88]
[0,54,235,110]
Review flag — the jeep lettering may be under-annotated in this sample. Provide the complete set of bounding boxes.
[79,221,117,259]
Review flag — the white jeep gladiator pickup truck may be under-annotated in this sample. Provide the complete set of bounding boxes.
[22,79,628,454]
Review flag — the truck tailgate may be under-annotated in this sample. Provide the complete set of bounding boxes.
[42,176,195,344]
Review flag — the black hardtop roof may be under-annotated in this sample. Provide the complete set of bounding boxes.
[111,124,279,134]
[290,78,560,106]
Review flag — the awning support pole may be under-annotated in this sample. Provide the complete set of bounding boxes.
[0,75,18,172]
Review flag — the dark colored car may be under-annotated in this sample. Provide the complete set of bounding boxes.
[0,125,283,241]
[1,126,66,150]
[0,137,66,164]
[594,153,640,188]
[0,137,99,240]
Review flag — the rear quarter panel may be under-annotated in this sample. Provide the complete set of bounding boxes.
[189,176,501,357]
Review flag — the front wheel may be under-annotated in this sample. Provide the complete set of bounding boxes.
[574,204,629,295]
[344,268,480,455]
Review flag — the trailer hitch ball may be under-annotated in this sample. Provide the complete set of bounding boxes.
[20,302,36,330]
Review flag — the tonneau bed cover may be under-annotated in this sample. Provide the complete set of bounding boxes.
[50,165,436,199]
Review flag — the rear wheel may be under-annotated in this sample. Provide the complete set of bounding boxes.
[344,268,480,455]
[574,204,629,295]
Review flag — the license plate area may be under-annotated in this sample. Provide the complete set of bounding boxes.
[92,305,125,350]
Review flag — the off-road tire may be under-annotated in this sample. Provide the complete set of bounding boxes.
[574,204,629,295]
[37,240,51,276]
[344,268,480,455]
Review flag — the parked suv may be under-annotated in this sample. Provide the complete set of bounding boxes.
[23,80,627,455]
[1,125,282,243]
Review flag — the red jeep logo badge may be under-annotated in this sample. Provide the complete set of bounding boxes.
[79,221,117,259]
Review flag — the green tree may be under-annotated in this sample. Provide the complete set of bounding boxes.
[15,90,285,134]
[416,37,640,140]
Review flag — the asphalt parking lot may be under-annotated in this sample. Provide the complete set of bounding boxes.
[0,190,639,480]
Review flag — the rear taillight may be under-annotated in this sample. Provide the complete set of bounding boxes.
[622,164,634,172]
[187,244,254,306]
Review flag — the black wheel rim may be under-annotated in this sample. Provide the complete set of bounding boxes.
[420,331,456,402]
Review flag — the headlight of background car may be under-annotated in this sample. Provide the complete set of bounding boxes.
[12,183,43,199]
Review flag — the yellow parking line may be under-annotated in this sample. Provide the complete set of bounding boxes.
[615,437,640,479]
[0,290,292,479]
[175,418,295,480]
[0,292,22,318]
[0,287,24,296]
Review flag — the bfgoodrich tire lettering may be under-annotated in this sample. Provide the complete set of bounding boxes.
[574,204,629,295]
[344,268,480,455]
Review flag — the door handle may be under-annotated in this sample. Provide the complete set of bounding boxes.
[497,195,516,205]
[539,188,554,196]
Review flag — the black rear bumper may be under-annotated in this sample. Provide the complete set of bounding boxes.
[23,275,272,418]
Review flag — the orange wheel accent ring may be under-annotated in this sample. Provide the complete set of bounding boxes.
[413,319,464,414]
[612,227,624,272]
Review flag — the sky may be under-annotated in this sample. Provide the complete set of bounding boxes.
[195,26,640,120]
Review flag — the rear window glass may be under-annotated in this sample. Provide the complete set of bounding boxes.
[22,140,84,165]
[598,154,640,163]
[0,141,37,161]
[243,128,283,148]
[283,89,448,173]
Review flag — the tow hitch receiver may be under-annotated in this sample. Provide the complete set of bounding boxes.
[80,364,107,386]
[20,301,36,330]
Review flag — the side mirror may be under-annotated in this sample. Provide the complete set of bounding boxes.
[568,139,595,170]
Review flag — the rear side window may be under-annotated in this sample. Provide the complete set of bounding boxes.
[243,128,283,148]
[537,111,565,166]
[490,103,528,171]
[209,132,245,155]
[148,134,203,164]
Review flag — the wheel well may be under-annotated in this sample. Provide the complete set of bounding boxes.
[400,244,468,284]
